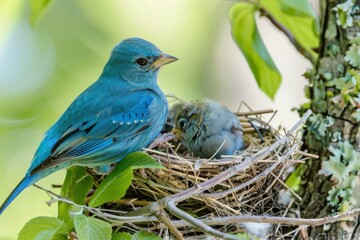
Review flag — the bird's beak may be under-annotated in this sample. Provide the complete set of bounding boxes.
[171,128,182,139]
[150,53,178,70]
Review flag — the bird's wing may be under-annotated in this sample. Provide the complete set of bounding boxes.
[30,99,154,175]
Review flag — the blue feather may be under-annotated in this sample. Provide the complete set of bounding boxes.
[0,37,177,214]
[0,175,38,215]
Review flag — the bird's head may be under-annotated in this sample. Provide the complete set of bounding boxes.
[103,37,177,88]
[172,104,203,146]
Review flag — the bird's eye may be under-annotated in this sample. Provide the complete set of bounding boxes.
[178,118,186,129]
[136,57,148,66]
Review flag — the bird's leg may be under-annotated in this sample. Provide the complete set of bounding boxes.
[147,132,175,149]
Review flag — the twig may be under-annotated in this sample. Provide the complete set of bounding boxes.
[147,133,175,149]
[155,210,184,240]
[111,198,152,206]
[166,200,239,240]
[199,143,299,198]
[259,8,317,65]
[37,181,360,228]
[235,109,274,116]
[296,150,319,159]
[269,172,302,201]
[275,198,294,234]
[168,210,360,227]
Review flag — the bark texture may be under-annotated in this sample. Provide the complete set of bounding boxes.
[298,0,360,238]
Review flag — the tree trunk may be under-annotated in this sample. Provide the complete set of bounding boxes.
[299,0,360,238]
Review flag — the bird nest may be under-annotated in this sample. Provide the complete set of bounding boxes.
[101,106,313,239]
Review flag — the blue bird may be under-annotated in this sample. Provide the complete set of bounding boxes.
[0,38,177,214]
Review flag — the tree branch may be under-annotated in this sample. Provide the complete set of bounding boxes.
[154,210,184,240]
[38,186,360,229]
[259,8,317,65]
[166,200,239,240]
[169,210,359,228]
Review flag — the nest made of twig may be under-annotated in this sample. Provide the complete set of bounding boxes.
[101,104,311,239]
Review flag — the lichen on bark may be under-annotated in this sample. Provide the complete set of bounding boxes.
[298,0,360,237]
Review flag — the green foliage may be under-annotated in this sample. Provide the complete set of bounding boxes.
[285,164,303,192]
[317,36,360,108]
[307,114,334,139]
[111,231,160,240]
[329,70,360,106]
[229,2,281,100]
[131,231,161,240]
[313,81,328,113]
[18,217,68,240]
[320,141,360,212]
[74,214,112,240]
[236,233,259,240]
[112,232,132,240]
[279,0,316,17]
[296,0,360,218]
[58,166,93,229]
[29,0,53,26]
[332,0,355,28]
[350,36,360,45]
[229,0,318,99]
[17,152,165,238]
[303,114,334,152]
[89,152,163,207]
[345,45,360,67]
[260,0,319,56]
[325,17,338,40]
[351,109,360,122]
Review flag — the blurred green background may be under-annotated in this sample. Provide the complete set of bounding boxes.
[0,0,311,238]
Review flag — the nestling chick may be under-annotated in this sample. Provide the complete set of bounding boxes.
[162,102,183,133]
[172,99,244,158]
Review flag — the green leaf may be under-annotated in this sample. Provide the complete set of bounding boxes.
[236,233,259,240]
[60,166,93,204]
[350,36,360,45]
[332,0,354,28]
[345,45,360,67]
[260,0,319,57]
[89,152,163,207]
[18,216,68,240]
[112,232,132,240]
[58,166,93,229]
[229,2,281,100]
[74,214,112,240]
[280,0,316,17]
[29,0,53,26]
[131,231,161,240]
[285,164,303,191]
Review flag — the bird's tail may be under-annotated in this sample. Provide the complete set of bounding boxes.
[0,175,37,215]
